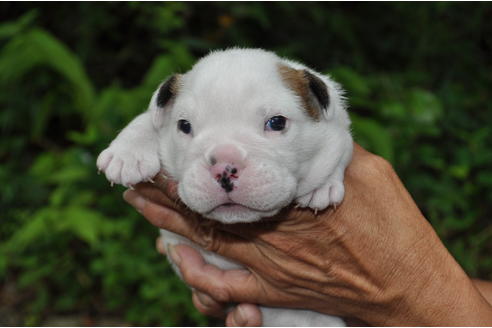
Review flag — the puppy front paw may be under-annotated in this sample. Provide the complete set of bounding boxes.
[97,144,160,187]
[295,180,345,212]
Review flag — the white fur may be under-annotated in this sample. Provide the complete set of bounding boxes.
[97,48,352,326]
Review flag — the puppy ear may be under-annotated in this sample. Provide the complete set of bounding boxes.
[303,70,330,113]
[278,64,339,121]
[151,74,181,128]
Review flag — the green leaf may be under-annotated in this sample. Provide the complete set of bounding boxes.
[142,56,175,87]
[408,88,443,124]
[351,114,394,162]
[330,67,371,98]
[448,164,469,179]
[29,152,58,179]
[67,124,99,146]
[4,209,53,252]
[380,101,407,121]
[0,10,38,39]
[0,28,95,119]
[49,166,89,184]
[62,207,106,246]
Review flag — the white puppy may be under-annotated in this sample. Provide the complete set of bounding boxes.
[97,48,353,326]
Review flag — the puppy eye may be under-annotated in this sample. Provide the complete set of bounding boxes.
[177,119,192,134]
[265,116,287,131]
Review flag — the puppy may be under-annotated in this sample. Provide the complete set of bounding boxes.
[97,48,353,326]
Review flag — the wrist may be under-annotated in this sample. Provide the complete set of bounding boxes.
[473,279,492,305]
[363,243,492,326]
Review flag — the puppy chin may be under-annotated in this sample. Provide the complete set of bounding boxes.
[204,205,279,224]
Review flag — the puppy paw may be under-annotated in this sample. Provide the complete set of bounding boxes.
[97,143,160,187]
[295,180,345,212]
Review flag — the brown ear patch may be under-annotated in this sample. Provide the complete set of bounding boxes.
[278,64,329,121]
[156,74,181,108]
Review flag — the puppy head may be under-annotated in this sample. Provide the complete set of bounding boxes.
[149,48,347,224]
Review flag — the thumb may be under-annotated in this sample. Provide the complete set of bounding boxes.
[124,189,263,266]
[170,244,263,304]
[226,303,263,327]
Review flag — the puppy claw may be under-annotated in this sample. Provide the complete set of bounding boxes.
[110,181,114,187]
[128,185,135,190]
[313,208,319,216]
[148,178,155,184]
[294,203,301,209]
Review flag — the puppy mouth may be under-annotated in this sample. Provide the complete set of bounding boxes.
[209,202,247,212]
[206,200,267,215]
[203,200,282,224]
[207,200,279,216]
[220,203,235,207]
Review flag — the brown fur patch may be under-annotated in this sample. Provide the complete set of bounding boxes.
[170,74,182,95]
[278,64,321,121]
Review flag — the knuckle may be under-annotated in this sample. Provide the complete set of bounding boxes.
[155,237,166,254]
[369,154,393,172]
[195,291,219,309]
[179,264,198,285]
[210,285,230,303]
[205,238,222,254]
[192,293,215,315]
[197,224,222,253]
[140,200,152,217]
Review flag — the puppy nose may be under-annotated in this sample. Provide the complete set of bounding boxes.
[208,144,246,193]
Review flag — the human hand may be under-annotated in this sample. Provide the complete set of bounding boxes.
[124,144,492,326]
[155,236,262,326]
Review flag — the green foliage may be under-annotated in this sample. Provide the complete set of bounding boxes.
[1,2,491,326]
[0,7,200,326]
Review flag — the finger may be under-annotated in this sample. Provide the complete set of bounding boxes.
[352,142,365,156]
[123,189,199,241]
[192,291,226,318]
[344,317,369,326]
[124,190,258,264]
[133,182,184,213]
[153,171,179,200]
[226,303,263,327]
[170,244,261,304]
[156,236,166,255]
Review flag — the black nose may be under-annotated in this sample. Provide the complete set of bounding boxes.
[216,172,234,193]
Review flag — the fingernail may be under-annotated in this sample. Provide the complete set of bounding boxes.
[195,291,213,308]
[168,245,181,265]
[232,305,248,326]
[156,237,166,255]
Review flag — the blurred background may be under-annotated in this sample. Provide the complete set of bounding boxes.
[1,2,491,326]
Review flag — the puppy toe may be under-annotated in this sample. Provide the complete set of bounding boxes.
[328,181,345,205]
[121,158,144,187]
[309,186,331,210]
[105,158,123,184]
[295,192,314,208]
[138,155,161,181]
[96,149,113,172]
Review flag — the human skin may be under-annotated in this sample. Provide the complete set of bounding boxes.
[154,240,492,326]
[123,144,492,326]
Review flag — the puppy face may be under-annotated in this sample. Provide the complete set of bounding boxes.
[150,49,347,224]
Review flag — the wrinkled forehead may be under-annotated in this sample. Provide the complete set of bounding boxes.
[178,60,291,115]
[185,50,281,88]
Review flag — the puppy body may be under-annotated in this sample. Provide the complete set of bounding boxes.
[98,48,352,326]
